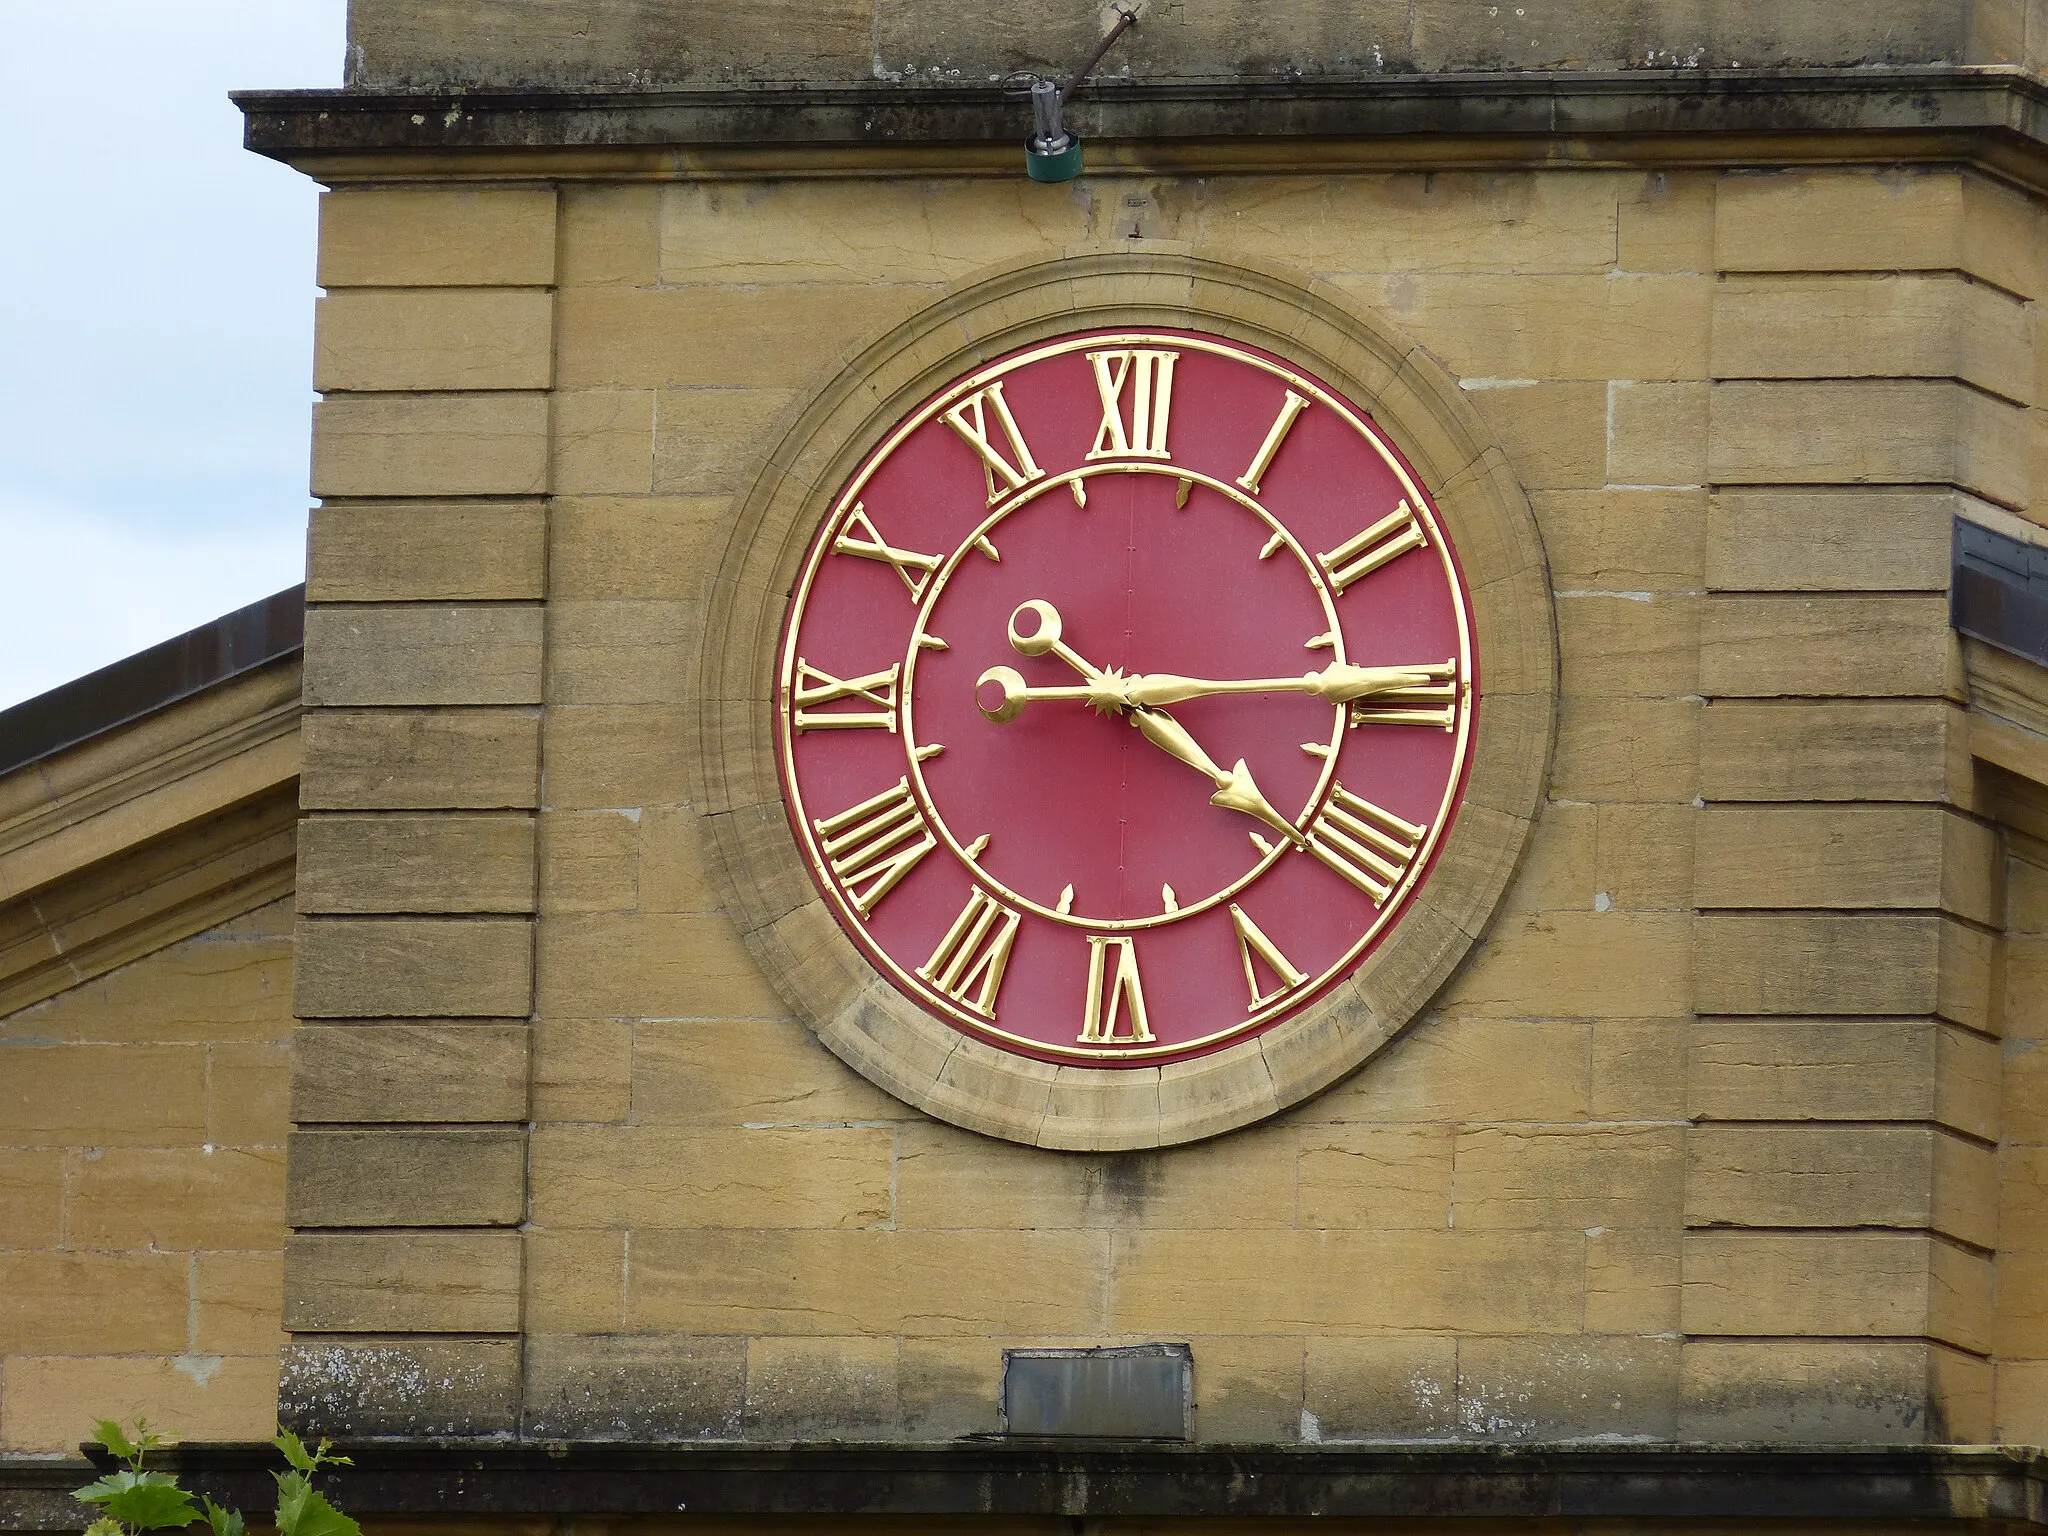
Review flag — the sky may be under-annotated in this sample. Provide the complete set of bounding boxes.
[0,2,346,710]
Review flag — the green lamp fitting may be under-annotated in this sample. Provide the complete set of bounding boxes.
[1027,136,1084,182]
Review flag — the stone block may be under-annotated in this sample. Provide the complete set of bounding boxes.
[0,1043,206,1146]
[546,496,728,601]
[308,502,547,602]
[1450,1125,1684,1231]
[194,1251,285,1356]
[1713,273,2031,402]
[1586,1226,1681,1334]
[300,707,541,811]
[1997,1359,2048,1446]
[524,1228,627,1334]
[1696,805,1996,921]
[68,1146,285,1252]
[1680,1337,1991,1444]
[1182,1336,1301,1442]
[537,809,641,915]
[1302,1336,1456,1441]
[0,1150,64,1249]
[545,600,696,706]
[0,1250,187,1352]
[522,1333,745,1439]
[1705,488,1960,593]
[745,1335,902,1439]
[559,183,661,287]
[1532,488,1705,593]
[1442,911,1692,1018]
[555,283,933,391]
[1454,1335,1680,1441]
[295,916,535,1018]
[1607,380,1707,487]
[1699,594,1959,699]
[1463,381,1606,492]
[535,912,783,1021]
[315,289,554,392]
[1715,170,1966,277]
[532,1016,631,1123]
[652,388,800,496]
[283,1231,522,1332]
[625,1228,1114,1337]
[1682,1231,1989,1351]
[303,604,544,707]
[287,1128,527,1227]
[1554,592,1697,698]
[1295,1125,1454,1230]
[280,1337,520,1437]
[629,1018,903,1126]
[298,812,537,914]
[553,390,655,495]
[0,1355,280,1454]
[1694,913,1991,1029]
[899,1337,1005,1440]
[318,186,557,288]
[293,1022,531,1124]
[1333,271,1710,382]
[1618,170,1714,272]
[1590,1018,1688,1119]
[1549,697,1699,803]
[1689,1020,1999,1139]
[313,394,549,498]
[1700,699,1965,803]
[1686,1125,1994,1246]
[1708,380,2027,506]
[1304,1016,1591,1125]
[207,1040,292,1147]
[1111,1228,1585,1337]
[894,1119,1297,1233]
[541,704,692,809]
[529,1123,891,1230]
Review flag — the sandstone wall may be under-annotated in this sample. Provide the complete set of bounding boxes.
[340,0,2043,90]
[291,161,2046,1443]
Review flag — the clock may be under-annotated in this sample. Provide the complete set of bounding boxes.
[775,329,1476,1066]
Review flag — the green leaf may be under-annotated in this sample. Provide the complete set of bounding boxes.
[98,1480,200,1530]
[93,1421,140,1464]
[274,1476,359,1536]
[83,1517,125,1536]
[202,1498,244,1536]
[273,1431,316,1475]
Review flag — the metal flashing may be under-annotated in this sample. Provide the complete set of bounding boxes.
[0,585,305,779]
[1955,519,2048,668]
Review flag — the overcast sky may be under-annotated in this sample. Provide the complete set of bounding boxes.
[0,2,345,710]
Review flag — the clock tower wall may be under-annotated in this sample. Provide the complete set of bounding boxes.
[261,68,2048,1467]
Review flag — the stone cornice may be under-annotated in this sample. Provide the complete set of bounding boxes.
[234,66,2048,189]
[7,1442,2048,1527]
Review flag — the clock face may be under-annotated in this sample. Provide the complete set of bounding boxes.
[776,329,1477,1065]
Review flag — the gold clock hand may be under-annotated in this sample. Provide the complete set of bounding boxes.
[1120,663,1437,708]
[1128,706,1307,848]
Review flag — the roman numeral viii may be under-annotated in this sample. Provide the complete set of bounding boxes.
[1085,348,1177,461]
[1319,499,1427,593]
[1302,785,1428,906]
[918,889,1021,1019]
[944,381,1044,505]
[791,659,899,733]
[812,779,936,918]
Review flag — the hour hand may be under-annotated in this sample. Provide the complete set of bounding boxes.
[1128,706,1306,848]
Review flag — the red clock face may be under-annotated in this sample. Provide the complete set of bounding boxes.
[777,330,1476,1065]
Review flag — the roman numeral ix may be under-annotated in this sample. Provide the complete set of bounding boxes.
[791,659,900,733]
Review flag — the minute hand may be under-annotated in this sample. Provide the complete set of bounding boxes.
[1120,663,1436,709]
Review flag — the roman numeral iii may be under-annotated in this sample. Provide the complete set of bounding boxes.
[791,659,900,733]
[1085,348,1177,461]
[1319,499,1427,593]
[918,889,1021,1018]
[944,381,1044,504]
[812,779,936,917]
[1349,659,1460,731]
[1079,935,1155,1045]
[1303,785,1428,906]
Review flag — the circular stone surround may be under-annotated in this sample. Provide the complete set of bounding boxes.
[690,245,1555,1151]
